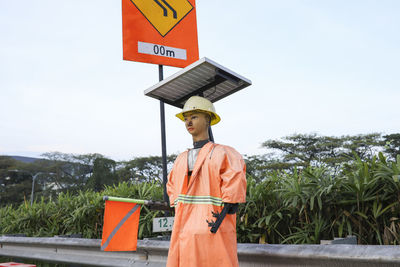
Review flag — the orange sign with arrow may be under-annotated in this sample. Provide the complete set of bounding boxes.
[122,0,199,68]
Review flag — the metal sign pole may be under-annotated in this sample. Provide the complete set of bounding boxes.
[159,65,169,211]
[208,127,214,142]
[199,92,214,143]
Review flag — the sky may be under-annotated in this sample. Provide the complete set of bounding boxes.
[1,0,399,161]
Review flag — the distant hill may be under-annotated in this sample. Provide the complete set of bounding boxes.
[9,155,42,163]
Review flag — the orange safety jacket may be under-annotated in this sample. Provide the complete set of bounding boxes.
[166,142,247,267]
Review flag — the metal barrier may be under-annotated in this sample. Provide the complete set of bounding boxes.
[1,236,400,266]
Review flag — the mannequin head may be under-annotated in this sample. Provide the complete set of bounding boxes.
[183,111,210,142]
[176,96,221,126]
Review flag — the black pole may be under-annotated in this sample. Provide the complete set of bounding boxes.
[198,92,215,143]
[159,65,169,212]
[208,126,214,142]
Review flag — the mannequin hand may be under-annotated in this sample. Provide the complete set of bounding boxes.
[224,203,238,214]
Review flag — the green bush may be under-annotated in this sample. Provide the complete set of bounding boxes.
[0,181,164,239]
[236,153,400,244]
[1,154,400,244]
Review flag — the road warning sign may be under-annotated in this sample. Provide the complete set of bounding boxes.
[131,0,193,37]
[122,0,199,68]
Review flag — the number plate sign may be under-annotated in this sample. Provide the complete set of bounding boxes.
[153,216,175,232]
[122,0,199,68]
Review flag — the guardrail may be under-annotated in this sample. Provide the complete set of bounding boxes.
[1,236,400,266]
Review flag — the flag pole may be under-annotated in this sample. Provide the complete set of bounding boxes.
[103,196,172,211]
[103,196,146,204]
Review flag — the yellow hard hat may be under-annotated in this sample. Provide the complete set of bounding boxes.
[176,96,221,125]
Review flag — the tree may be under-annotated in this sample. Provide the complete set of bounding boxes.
[0,156,34,206]
[39,152,103,193]
[383,133,400,160]
[0,152,104,204]
[117,155,177,183]
[86,157,117,192]
[0,156,33,206]
[260,133,384,173]
[341,133,383,161]
[245,154,292,182]
[0,156,18,183]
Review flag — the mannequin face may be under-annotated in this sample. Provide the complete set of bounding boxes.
[183,111,210,141]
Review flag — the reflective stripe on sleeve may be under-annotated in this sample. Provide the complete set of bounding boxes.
[174,194,223,206]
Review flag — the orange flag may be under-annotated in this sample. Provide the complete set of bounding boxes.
[101,200,141,251]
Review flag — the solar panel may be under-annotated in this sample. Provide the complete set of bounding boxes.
[144,57,252,108]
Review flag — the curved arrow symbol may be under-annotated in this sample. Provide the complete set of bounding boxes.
[153,0,167,16]
[161,0,177,19]
[153,0,177,19]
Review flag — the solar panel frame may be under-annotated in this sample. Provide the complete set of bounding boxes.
[144,57,252,108]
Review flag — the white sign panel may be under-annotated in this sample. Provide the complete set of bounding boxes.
[138,41,187,60]
[153,216,174,232]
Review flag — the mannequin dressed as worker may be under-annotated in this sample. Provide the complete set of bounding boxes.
[166,96,247,267]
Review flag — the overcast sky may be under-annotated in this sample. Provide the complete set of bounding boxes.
[1,0,399,161]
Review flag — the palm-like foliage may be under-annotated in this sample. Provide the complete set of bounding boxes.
[1,154,400,245]
[0,181,165,240]
[236,153,400,244]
